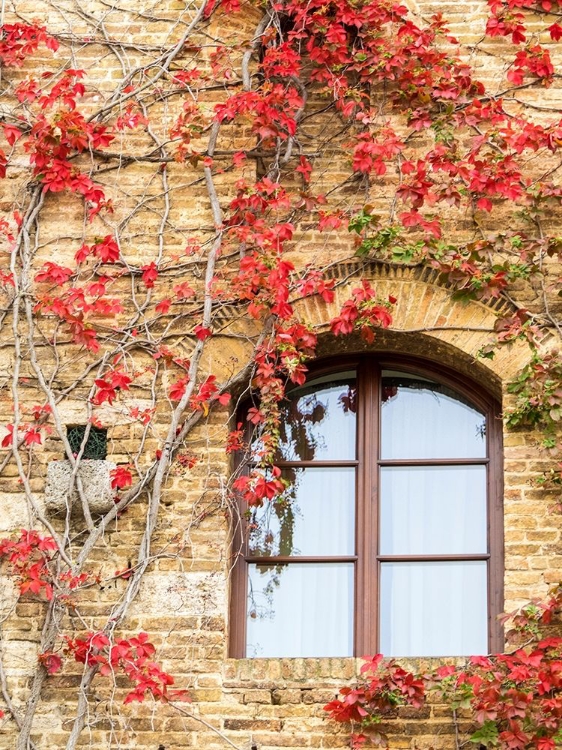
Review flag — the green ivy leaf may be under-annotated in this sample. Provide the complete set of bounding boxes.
[469,721,499,746]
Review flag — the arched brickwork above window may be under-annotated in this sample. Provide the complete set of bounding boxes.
[290,262,532,391]
[212,261,534,394]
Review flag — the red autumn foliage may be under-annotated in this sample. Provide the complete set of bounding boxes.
[325,588,562,750]
[110,465,133,490]
[65,631,190,705]
[1,1,562,743]
[330,280,394,343]
[0,530,58,600]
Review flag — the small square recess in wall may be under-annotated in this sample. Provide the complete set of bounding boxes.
[45,426,114,516]
[66,425,107,459]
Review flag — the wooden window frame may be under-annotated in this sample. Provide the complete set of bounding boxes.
[229,354,504,658]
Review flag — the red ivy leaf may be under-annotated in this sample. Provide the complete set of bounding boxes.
[1,425,14,448]
[0,149,7,179]
[173,282,195,300]
[39,651,63,675]
[169,375,189,402]
[3,124,23,146]
[548,23,562,41]
[295,155,313,182]
[90,632,110,649]
[24,428,42,446]
[35,262,74,285]
[110,465,133,490]
[94,236,120,263]
[155,298,171,315]
[193,325,212,340]
[141,262,158,288]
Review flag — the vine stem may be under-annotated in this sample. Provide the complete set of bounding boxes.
[88,0,209,123]
[65,104,226,750]
[170,703,246,750]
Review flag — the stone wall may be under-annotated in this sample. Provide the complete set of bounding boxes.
[0,0,561,748]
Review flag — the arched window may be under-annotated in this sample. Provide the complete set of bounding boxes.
[230,356,503,659]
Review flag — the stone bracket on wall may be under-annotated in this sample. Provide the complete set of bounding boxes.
[45,459,116,516]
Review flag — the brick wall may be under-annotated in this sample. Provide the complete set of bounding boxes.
[0,0,561,748]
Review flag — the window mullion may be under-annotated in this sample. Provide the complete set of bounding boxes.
[356,358,379,655]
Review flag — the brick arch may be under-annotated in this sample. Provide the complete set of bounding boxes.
[292,261,532,393]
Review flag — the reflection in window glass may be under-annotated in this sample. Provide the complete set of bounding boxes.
[380,561,488,656]
[380,466,487,555]
[276,372,357,461]
[249,467,355,557]
[380,371,486,459]
[246,563,354,657]
[238,359,497,660]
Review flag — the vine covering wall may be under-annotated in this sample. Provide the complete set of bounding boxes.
[0,0,561,747]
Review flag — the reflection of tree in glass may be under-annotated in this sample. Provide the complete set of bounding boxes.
[246,471,300,621]
[275,380,356,461]
[382,376,475,409]
[338,386,357,414]
[246,563,288,653]
[276,392,327,461]
[247,379,355,624]
[251,382,356,558]
[248,470,298,557]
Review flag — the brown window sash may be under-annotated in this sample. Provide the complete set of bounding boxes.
[229,354,504,658]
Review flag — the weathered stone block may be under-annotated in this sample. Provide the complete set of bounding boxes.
[45,459,116,516]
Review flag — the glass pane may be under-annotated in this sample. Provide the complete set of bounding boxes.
[246,563,354,657]
[275,372,357,461]
[380,466,487,555]
[248,467,355,557]
[380,371,486,459]
[380,561,488,656]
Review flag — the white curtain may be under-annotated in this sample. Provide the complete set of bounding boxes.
[246,563,354,657]
[380,561,488,657]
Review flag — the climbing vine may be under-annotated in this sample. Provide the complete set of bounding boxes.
[325,587,562,750]
[0,0,561,747]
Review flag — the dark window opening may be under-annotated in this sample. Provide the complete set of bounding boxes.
[66,425,107,460]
